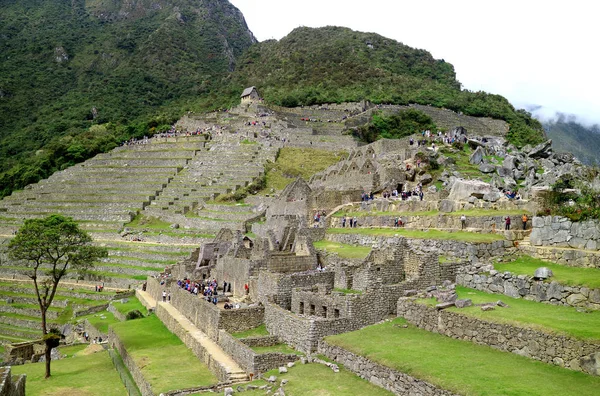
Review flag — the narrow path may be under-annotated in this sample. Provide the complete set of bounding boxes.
[157,301,246,380]
[135,289,157,310]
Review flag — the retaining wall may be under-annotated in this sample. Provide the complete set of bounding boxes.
[109,327,154,396]
[397,298,600,376]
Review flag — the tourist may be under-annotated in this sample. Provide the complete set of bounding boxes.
[342,216,346,228]
[522,214,528,230]
[505,216,511,230]
[461,214,466,230]
[162,290,167,302]
[353,216,358,228]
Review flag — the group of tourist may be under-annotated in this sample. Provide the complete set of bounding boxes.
[341,216,358,228]
[173,278,238,306]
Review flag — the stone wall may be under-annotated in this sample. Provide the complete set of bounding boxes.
[397,299,600,376]
[531,216,600,252]
[456,262,600,310]
[256,271,335,310]
[520,245,600,269]
[155,304,229,382]
[75,303,110,318]
[318,341,458,395]
[109,327,154,396]
[107,304,127,322]
[217,331,298,375]
[0,367,26,396]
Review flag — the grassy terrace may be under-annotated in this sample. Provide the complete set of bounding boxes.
[327,227,505,243]
[326,318,600,396]
[494,255,600,289]
[243,360,393,396]
[77,310,119,334]
[313,240,371,259]
[111,315,217,393]
[231,324,270,339]
[333,208,529,218]
[111,296,148,317]
[419,286,600,341]
[12,349,126,396]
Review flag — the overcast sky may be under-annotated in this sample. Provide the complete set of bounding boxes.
[230,0,599,125]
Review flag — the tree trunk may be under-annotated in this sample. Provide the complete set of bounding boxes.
[44,344,52,378]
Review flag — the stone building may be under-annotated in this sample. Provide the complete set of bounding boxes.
[240,86,261,104]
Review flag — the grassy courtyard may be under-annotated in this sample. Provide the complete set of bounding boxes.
[327,227,505,243]
[313,240,372,259]
[231,324,270,339]
[420,286,600,340]
[326,318,600,396]
[494,255,600,289]
[242,361,393,396]
[111,315,217,393]
[12,348,126,396]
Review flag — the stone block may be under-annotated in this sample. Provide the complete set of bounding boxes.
[546,282,563,300]
[481,305,495,311]
[455,299,472,308]
[435,302,455,310]
[589,289,600,304]
[533,267,553,279]
[566,294,586,306]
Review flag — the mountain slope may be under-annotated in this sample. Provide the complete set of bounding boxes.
[543,116,600,166]
[0,0,255,195]
[229,26,545,147]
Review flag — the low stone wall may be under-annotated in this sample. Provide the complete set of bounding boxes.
[107,304,127,322]
[531,216,600,251]
[325,233,513,261]
[217,331,298,375]
[318,341,457,395]
[0,367,26,396]
[240,336,280,348]
[520,245,600,269]
[74,303,110,318]
[155,304,229,382]
[397,299,600,375]
[83,319,108,340]
[456,262,600,310]
[109,327,154,396]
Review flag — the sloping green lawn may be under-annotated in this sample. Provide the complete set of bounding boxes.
[111,296,148,316]
[423,286,600,340]
[326,318,600,396]
[313,240,371,259]
[12,350,126,396]
[494,255,600,289]
[327,227,504,243]
[111,315,217,393]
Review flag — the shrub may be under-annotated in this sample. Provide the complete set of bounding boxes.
[126,310,144,320]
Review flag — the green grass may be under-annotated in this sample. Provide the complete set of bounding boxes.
[111,315,217,393]
[334,288,363,295]
[231,324,270,339]
[111,296,148,317]
[419,286,600,340]
[58,344,88,357]
[263,147,346,192]
[77,310,119,334]
[494,255,600,289]
[326,227,505,243]
[11,350,126,396]
[326,317,600,396]
[313,240,371,259]
[125,214,174,230]
[243,361,393,396]
[250,343,303,355]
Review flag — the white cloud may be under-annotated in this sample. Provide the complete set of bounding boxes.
[230,0,600,124]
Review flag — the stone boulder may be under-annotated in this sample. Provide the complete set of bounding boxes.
[483,191,502,202]
[455,299,473,308]
[469,146,485,165]
[533,267,553,279]
[447,179,493,201]
[419,173,433,185]
[528,140,553,159]
[503,155,519,171]
[439,199,455,213]
[479,163,496,173]
[497,167,513,178]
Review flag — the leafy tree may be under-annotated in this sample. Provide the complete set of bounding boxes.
[6,215,107,378]
[355,110,437,143]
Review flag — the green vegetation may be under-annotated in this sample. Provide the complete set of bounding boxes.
[217,174,267,202]
[313,240,371,259]
[0,0,256,198]
[420,286,600,340]
[250,343,303,355]
[231,324,270,339]
[12,349,126,396]
[327,227,505,243]
[355,109,436,143]
[495,255,600,289]
[243,362,393,396]
[540,175,600,221]
[58,344,88,358]
[334,288,363,295]
[111,296,148,317]
[111,315,218,393]
[326,317,600,396]
[77,311,119,334]
[263,147,346,192]
[125,214,172,230]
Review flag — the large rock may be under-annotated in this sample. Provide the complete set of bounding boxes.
[483,191,502,202]
[448,179,493,201]
[497,167,513,178]
[439,199,455,213]
[479,163,496,173]
[503,155,519,171]
[469,146,485,165]
[533,267,553,279]
[528,139,553,159]
[455,299,473,308]
[419,173,433,185]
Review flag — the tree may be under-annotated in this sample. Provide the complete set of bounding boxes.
[6,215,107,378]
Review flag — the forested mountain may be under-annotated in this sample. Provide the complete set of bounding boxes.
[0,0,255,196]
[543,116,600,166]
[0,3,546,197]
